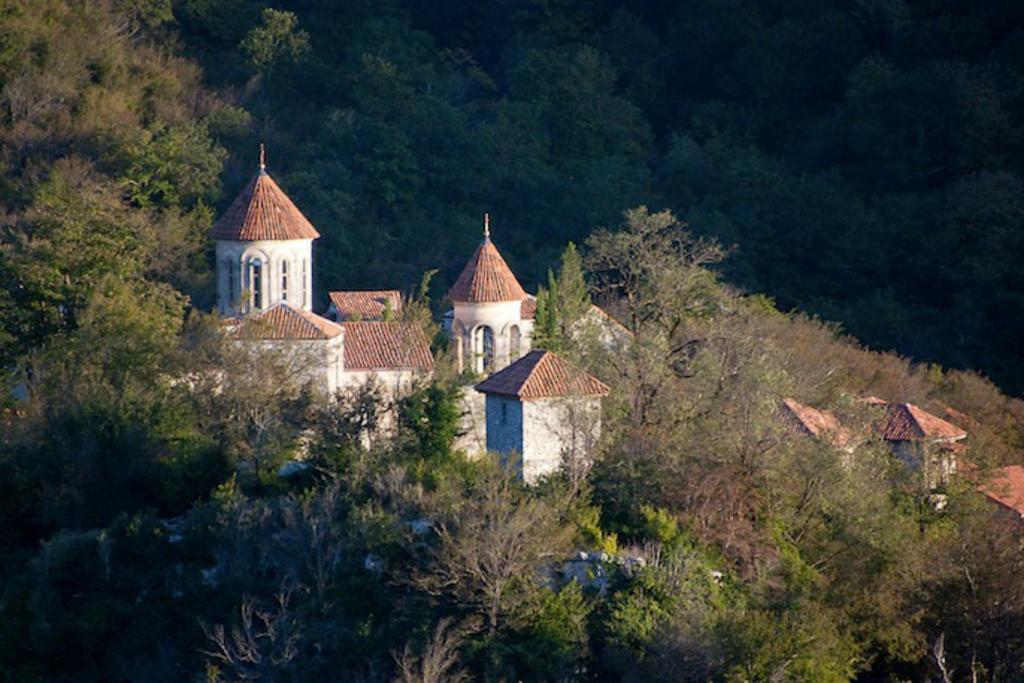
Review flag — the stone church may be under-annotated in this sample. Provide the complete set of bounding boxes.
[212,149,609,481]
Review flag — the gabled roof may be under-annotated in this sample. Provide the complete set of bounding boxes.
[476,350,609,400]
[328,290,402,321]
[779,398,851,446]
[232,303,342,340]
[340,321,433,371]
[980,465,1024,518]
[448,237,528,303]
[212,160,320,241]
[877,402,967,442]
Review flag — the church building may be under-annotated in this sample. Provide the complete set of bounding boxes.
[212,148,433,399]
[211,147,609,482]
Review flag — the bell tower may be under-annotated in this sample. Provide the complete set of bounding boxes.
[448,214,531,373]
[212,145,320,315]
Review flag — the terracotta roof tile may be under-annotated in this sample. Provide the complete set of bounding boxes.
[212,170,320,242]
[476,350,609,400]
[328,290,402,321]
[877,402,967,442]
[980,465,1024,517]
[779,398,851,446]
[233,303,342,340]
[520,296,537,320]
[340,321,433,371]
[448,238,527,303]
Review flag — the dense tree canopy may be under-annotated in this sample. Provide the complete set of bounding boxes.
[2,1,1024,681]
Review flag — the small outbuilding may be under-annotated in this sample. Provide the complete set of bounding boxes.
[475,350,609,483]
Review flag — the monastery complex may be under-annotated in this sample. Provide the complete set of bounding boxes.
[209,149,1024,512]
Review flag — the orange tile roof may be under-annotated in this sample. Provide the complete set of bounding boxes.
[340,321,434,371]
[476,350,609,400]
[779,398,851,446]
[328,290,402,321]
[980,465,1024,517]
[232,303,342,340]
[212,169,320,242]
[520,296,537,319]
[448,238,528,303]
[877,402,967,442]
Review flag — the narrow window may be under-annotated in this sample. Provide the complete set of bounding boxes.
[302,259,308,307]
[501,402,508,425]
[509,325,521,360]
[481,326,495,372]
[280,260,288,302]
[222,260,235,310]
[251,259,262,310]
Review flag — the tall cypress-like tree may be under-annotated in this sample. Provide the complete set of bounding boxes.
[531,243,590,353]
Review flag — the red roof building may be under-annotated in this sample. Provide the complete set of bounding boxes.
[980,465,1024,520]
[779,398,851,447]
[232,303,342,340]
[339,321,433,371]
[447,236,528,303]
[876,403,967,443]
[476,350,609,400]
[212,166,320,242]
[327,290,403,321]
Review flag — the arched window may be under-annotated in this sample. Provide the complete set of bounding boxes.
[280,260,289,303]
[250,258,263,310]
[509,325,521,360]
[474,326,495,373]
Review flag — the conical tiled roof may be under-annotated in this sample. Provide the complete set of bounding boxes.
[476,350,609,400]
[212,155,320,241]
[448,237,528,303]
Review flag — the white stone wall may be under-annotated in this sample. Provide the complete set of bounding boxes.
[247,334,345,395]
[338,369,424,399]
[450,300,531,373]
[485,394,524,459]
[520,397,602,484]
[216,239,315,314]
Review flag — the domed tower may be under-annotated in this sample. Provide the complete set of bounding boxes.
[448,215,530,374]
[212,145,320,315]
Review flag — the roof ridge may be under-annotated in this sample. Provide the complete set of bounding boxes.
[476,349,609,399]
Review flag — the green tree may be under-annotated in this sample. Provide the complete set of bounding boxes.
[240,8,310,72]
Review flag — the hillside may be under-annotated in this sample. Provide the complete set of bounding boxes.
[1,1,1024,681]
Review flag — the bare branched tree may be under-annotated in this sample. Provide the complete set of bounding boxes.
[417,469,572,634]
[201,589,303,681]
[392,617,477,683]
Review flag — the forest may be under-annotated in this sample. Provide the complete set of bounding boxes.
[1,0,1024,681]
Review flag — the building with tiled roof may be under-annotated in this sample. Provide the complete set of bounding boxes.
[214,147,318,315]
[476,350,609,400]
[327,290,402,322]
[867,400,968,488]
[980,465,1024,522]
[230,303,345,394]
[476,350,609,483]
[231,302,342,341]
[778,398,851,448]
[340,322,433,371]
[448,215,534,375]
[876,402,968,443]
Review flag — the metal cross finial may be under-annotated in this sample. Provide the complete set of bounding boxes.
[484,212,490,239]
[259,143,267,172]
